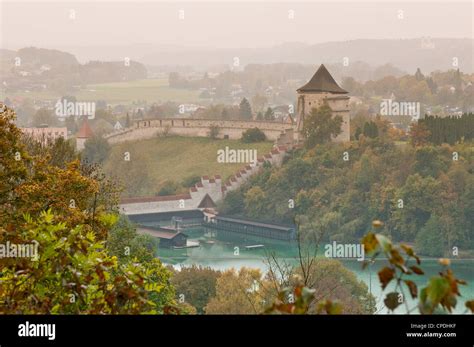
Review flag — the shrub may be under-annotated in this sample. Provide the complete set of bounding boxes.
[182,175,202,188]
[241,127,266,143]
[208,125,220,139]
[157,180,179,196]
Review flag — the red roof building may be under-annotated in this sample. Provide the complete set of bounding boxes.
[77,118,94,139]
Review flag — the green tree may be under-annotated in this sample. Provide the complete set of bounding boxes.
[410,122,431,147]
[171,265,221,314]
[264,107,274,121]
[244,186,267,218]
[205,268,265,314]
[107,215,156,263]
[301,104,343,148]
[354,126,362,140]
[221,108,229,120]
[32,108,57,127]
[219,190,245,215]
[392,174,442,241]
[239,97,253,120]
[413,146,447,178]
[298,259,375,314]
[22,135,78,169]
[82,135,111,165]
[461,182,474,248]
[363,121,378,138]
[415,215,446,257]
[0,104,30,209]
[125,112,131,128]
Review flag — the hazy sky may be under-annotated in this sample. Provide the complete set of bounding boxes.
[1,1,472,52]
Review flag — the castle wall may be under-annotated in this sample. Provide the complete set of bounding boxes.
[115,67,352,215]
[119,144,291,215]
[120,196,195,215]
[106,118,292,144]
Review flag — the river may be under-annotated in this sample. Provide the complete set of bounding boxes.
[152,226,474,314]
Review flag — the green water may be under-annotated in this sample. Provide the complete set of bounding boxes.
[156,226,474,314]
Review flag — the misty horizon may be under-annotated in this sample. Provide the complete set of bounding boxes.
[1,1,472,63]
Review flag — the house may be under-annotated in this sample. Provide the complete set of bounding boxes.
[21,126,67,145]
[137,227,188,248]
[272,105,291,121]
[265,86,274,97]
[192,107,207,118]
[114,121,123,130]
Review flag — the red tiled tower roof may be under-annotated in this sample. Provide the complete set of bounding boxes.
[76,118,94,138]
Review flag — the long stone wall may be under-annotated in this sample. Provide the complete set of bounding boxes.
[106,118,295,144]
[119,144,293,215]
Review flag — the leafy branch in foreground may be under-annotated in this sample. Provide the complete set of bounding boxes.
[0,210,176,314]
[362,220,474,314]
[264,276,342,315]
[0,104,177,314]
[265,220,473,315]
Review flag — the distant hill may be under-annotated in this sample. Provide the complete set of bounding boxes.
[0,47,148,92]
[0,47,79,71]
[16,47,79,67]
[0,49,17,62]
[138,38,473,74]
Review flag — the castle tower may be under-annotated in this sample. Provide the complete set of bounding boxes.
[296,64,350,142]
[76,117,94,151]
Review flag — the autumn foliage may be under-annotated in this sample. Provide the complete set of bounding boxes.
[0,104,175,314]
[362,221,474,314]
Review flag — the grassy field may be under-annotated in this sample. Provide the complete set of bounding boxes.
[75,79,200,103]
[4,78,201,104]
[103,136,274,197]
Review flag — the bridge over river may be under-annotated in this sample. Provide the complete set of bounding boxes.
[128,209,296,241]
